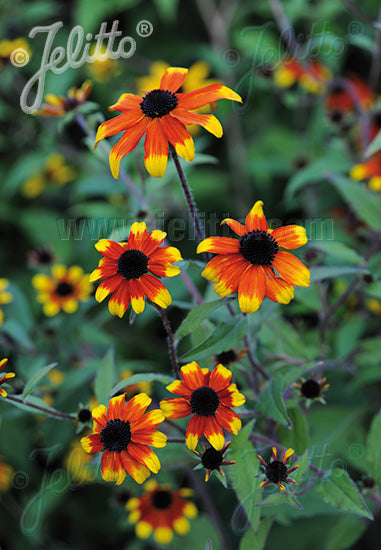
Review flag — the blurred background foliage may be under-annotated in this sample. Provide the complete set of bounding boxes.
[1,0,381,549]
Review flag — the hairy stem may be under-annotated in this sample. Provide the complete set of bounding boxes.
[154,305,180,379]
[6,395,77,421]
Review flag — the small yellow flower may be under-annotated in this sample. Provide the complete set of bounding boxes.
[32,264,92,316]
[86,44,120,83]
[21,154,76,198]
[366,298,381,315]
[0,279,13,325]
[0,457,14,492]
[36,81,92,117]
[65,439,95,484]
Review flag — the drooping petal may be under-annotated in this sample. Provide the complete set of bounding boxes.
[212,256,250,298]
[264,267,295,304]
[245,201,268,232]
[178,84,242,110]
[160,115,195,161]
[120,450,150,484]
[144,118,169,178]
[221,217,247,236]
[203,415,225,450]
[129,279,146,314]
[138,274,172,309]
[95,111,145,148]
[109,117,151,179]
[271,225,307,249]
[215,406,241,435]
[95,274,123,303]
[101,450,126,484]
[181,362,206,390]
[185,415,206,450]
[238,265,266,313]
[197,237,239,255]
[272,251,310,288]
[209,364,232,392]
[170,108,223,137]
[201,254,241,283]
[108,93,143,112]
[160,67,188,92]
[127,443,161,473]
[160,397,192,419]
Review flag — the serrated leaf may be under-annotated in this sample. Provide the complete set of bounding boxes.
[22,362,58,398]
[240,517,274,550]
[94,348,116,405]
[317,469,373,520]
[310,240,363,265]
[310,265,366,282]
[180,318,248,362]
[365,410,381,483]
[175,298,230,341]
[108,373,173,398]
[365,129,381,157]
[326,174,381,231]
[256,377,291,427]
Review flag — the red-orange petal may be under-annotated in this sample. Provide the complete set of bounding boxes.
[95,111,145,148]
[160,115,195,162]
[138,274,171,309]
[209,365,232,392]
[127,443,160,473]
[181,362,206,390]
[197,237,239,255]
[170,108,223,137]
[108,93,143,112]
[264,268,295,304]
[95,239,125,260]
[245,201,268,232]
[124,393,151,422]
[120,450,150,484]
[221,218,247,236]
[238,265,266,313]
[185,414,206,450]
[215,406,241,435]
[203,415,225,450]
[178,84,242,110]
[144,119,169,178]
[160,397,192,419]
[81,433,103,453]
[108,280,131,317]
[271,225,307,250]
[127,222,148,250]
[140,230,167,256]
[272,251,310,288]
[160,67,188,92]
[109,117,151,179]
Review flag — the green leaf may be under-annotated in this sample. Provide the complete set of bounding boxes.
[174,298,230,341]
[327,516,368,550]
[256,376,291,427]
[22,362,58,398]
[365,410,381,483]
[261,491,303,509]
[317,469,373,520]
[278,406,309,455]
[365,129,381,157]
[240,517,274,550]
[94,348,116,405]
[326,174,381,232]
[180,318,248,362]
[310,265,366,282]
[309,240,363,265]
[228,422,262,534]
[108,373,173,398]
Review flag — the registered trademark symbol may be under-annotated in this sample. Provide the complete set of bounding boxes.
[136,20,153,38]
[348,21,363,36]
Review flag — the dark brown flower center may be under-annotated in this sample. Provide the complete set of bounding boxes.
[301,379,321,399]
[78,408,92,423]
[216,349,237,366]
[55,281,74,297]
[140,89,178,118]
[190,386,220,416]
[117,249,148,280]
[201,447,223,470]
[265,460,288,483]
[152,489,173,509]
[100,419,131,452]
[239,230,279,265]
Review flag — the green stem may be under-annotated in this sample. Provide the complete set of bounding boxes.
[6,394,77,421]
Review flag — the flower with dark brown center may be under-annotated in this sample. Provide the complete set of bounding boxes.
[293,374,329,404]
[192,441,235,481]
[257,447,300,491]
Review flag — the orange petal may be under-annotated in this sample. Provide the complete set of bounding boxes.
[165,379,193,396]
[264,268,295,304]
[81,433,103,453]
[212,256,249,298]
[124,393,151,422]
[271,225,307,249]
[245,201,268,232]
[185,415,206,450]
[108,93,143,112]
[101,450,126,484]
[130,409,165,432]
[95,239,125,260]
[95,111,145,148]
[197,237,239,255]
[109,117,151,179]
[160,397,192,419]
[139,274,171,309]
[127,221,148,250]
[92,404,108,432]
[203,415,225,450]
[160,116,195,161]
[221,218,246,236]
[170,108,223,137]
[209,365,232,392]
[140,229,167,255]
[143,119,168,178]
[160,67,188,92]
[108,280,131,317]
[108,394,127,420]
[201,254,242,283]
[178,84,242,110]
[215,406,242,434]
[238,265,266,313]
[129,279,146,314]
[95,274,123,303]
[181,362,206,390]
[127,443,161,473]
[272,251,310,288]
[132,429,167,448]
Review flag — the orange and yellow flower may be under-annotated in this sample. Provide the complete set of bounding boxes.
[90,222,182,317]
[257,447,300,491]
[126,480,197,544]
[95,66,242,178]
[36,81,92,116]
[0,358,15,398]
[32,264,92,316]
[86,44,120,82]
[0,457,14,491]
[160,362,245,450]
[273,58,331,93]
[197,201,310,313]
[81,393,167,485]
[65,439,95,484]
[214,346,247,367]
[325,75,374,116]
[0,279,13,325]
[350,152,381,192]
[22,154,76,198]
